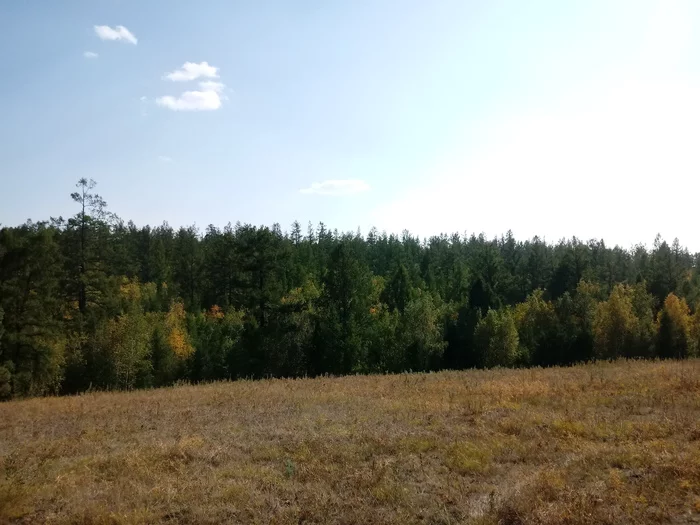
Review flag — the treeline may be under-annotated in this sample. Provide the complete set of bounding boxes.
[1,179,699,398]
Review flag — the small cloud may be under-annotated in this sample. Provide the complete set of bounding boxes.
[83,51,99,59]
[198,80,225,93]
[300,179,371,196]
[164,62,219,82]
[156,79,226,111]
[158,156,173,163]
[140,96,147,101]
[156,90,222,111]
[94,25,137,45]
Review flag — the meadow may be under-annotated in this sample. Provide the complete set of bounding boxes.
[1,359,699,524]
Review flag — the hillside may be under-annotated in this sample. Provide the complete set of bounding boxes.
[4,196,700,401]
[1,359,699,524]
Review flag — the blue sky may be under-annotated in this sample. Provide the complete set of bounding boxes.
[1,1,700,249]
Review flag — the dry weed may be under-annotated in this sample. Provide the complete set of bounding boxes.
[0,360,699,524]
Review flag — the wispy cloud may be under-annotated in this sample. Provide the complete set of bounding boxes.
[94,25,137,45]
[197,80,225,92]
[164,62,219,82]
[83,51,99,59]
[300,180,371,196]
[158,156,173,163]
[156,80,226,111]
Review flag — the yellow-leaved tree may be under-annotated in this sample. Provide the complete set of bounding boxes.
[656,293,691,358]
[593,283,656,359]
[593,284,636,359]
[166,300,194,359]
[105,278,156,390]
[513,289,558,366]
[107,313,151,390]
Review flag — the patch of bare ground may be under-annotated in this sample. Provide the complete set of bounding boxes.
[1,359,699,524]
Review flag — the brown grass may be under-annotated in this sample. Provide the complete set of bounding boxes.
[1,360,700,524]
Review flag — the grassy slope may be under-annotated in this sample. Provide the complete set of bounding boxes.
[1,360,699,524]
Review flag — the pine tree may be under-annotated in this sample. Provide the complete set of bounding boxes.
[382,263,412,313]
[68,178,115,315]
[315,243,372,374]
[173,226,203,310]
[0,223,65,396]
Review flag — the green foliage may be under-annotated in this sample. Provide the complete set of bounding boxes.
[266,279,318,376]
[0,309,7,400]
[315,243,373,374]
[399,291,446,371]
[382,263,412,313]
[474,309,519,368]
[592,283,655,359]
[0,365,11,400]
[690,308,700,357]
[0,223,65,397]
[553,281,598,363]
[2,179,700,398]
[105,312,152,390]
[366,304,402,372]
[513,290,560,366]
[189,306,245,380]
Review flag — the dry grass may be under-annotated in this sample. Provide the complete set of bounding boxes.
[1,360,700,524]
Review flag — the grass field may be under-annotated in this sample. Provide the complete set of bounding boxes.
[1,360,699,524]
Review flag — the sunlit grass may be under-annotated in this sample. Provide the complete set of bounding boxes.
[1,359,699,523]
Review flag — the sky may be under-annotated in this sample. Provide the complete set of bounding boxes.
[1,0,700,250]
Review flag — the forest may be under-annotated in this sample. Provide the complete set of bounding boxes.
[1,178,699,399]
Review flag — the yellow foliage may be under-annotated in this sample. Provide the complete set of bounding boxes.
[119,279,141,303]
[657,293,690,335]
[167,329,191,358]
[279,279,320,306]
[655,293,693,358]
[166,301,194,359]
[593,284,636,359]
[166,300,186,324]
[577,280,602,300]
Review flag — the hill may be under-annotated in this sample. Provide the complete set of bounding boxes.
[1,359,699,524]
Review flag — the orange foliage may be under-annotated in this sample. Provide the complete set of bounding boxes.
[207,305,225,320]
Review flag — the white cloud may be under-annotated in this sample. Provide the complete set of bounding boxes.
[156,90,222,111]
[158,156,173,163]
[83,51,99,59]
[198,80,225,93]
[300,179,371,196]
[164,62,219,82]
[156,79,226,111]
[94,25,138,45]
